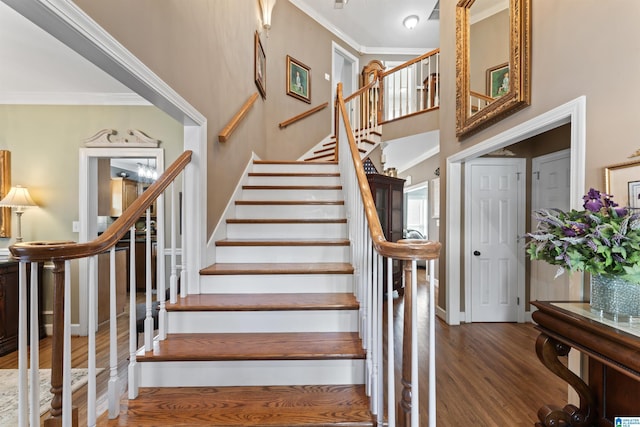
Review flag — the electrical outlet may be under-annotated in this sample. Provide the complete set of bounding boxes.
[72,221,80,232]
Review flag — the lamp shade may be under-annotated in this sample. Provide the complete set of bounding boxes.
[0,185,36,208]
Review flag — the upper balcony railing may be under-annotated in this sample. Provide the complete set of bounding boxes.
[379,49,440,123]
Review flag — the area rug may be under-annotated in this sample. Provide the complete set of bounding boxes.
[0,368,99,426]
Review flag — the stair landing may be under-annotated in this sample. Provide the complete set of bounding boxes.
[99,385,374,426]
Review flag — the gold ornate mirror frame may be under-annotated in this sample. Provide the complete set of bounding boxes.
[455,0,531,139]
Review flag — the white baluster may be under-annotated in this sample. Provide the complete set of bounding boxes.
[108,247,119,418]
[29,263,40,427]
[18,262,27,427]
[87,255,97,426]
[410,260,419,427]
[144,209,153,351]
[428,258,437,427]
[63,260,72,427]
[387,257,396,427]
[128,227,139,399]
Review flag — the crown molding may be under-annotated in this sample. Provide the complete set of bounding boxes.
[0,91,150,105]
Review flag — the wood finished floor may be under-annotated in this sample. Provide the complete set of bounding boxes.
[0,269,569,426]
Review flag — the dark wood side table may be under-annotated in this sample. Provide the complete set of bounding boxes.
[531,301,640,427]
[0,260,45,356]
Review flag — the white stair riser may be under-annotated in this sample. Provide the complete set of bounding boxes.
[227,222,347,239]
[246,176,341,186]
[138,359,365,387]
[167,310,358,333]
[252,163,338,174]
[199,274,354,294]
[235,204,345,219]
[216,245,350,263]
[241,188,343,201]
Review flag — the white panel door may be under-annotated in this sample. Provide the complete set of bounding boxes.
[531,149,571,302]
[467,158,525,322]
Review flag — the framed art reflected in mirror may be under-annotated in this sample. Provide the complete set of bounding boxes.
[0,151,10,237]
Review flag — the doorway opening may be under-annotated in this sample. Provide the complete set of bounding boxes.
[445,96,586,326]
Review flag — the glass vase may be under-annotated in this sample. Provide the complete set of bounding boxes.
[590,274,640,322]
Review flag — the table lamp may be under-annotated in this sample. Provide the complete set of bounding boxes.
[0,185,37,242]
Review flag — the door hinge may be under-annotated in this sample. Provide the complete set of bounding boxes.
[516,172,521,181]
[517,297,520,305]
[533,171,540,180]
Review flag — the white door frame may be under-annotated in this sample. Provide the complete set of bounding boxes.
[331,41,359,128]
[7,0,208,335]
[445,97,586,325]
[464,157,526,323]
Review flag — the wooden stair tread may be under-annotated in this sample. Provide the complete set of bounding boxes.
[235,200,344,205]
[100,385,374,426]
[248,172,339,177]
[167,293,358,311]
[215,238,350,246]
[305,154,336,161]
[242,185,342,190]
[314,147,336,154]
[200,262,354,275]
[226,218,347,224]
[137,332,365,361]
[253,160,337,165]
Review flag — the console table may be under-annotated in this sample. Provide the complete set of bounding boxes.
[531,301,640,427]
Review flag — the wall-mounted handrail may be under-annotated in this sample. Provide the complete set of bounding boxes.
[218,92,259,142]
[279,102,329,128]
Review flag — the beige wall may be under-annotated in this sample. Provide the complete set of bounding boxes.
[0,104,183,322]
[74,0,360,234]
[470,9,509,95]
[439,0,640,311]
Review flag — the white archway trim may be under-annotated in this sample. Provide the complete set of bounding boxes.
[445,96,586,325]
[6,0,208,334]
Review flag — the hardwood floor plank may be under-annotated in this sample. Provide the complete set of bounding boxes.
[99,385,373,426]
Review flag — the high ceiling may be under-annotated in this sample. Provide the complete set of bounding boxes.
[291,0,440,54]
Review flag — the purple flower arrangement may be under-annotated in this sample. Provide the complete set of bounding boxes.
[525,188,640,282]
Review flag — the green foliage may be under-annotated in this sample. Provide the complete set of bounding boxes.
[525,189,640,283]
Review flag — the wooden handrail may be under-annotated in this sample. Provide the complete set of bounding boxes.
[279,102,329,128]
[344,74,380,104]
[218,92,259,142]
[379,48,440,78]
[336,83,441,261]
[9,150,193,262]
[470,90,494,103]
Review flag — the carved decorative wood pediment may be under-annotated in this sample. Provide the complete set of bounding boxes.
[83,129,160,147]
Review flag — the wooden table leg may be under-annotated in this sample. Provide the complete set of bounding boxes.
[534,334,597,427]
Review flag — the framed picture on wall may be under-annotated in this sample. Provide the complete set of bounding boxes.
[254,31,266,99]
[286,55,311,103]
[605,159,640,208]
[486,62,509,99]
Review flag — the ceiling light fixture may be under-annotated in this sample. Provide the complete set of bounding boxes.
[403,15,420,30]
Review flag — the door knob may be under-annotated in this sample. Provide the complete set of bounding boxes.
[473,250,481,256]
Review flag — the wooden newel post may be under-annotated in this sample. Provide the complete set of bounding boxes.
[398,260,414,427]
[44,260,78,427]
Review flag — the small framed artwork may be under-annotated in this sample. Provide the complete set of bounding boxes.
[286,55,311,103]
[605,159,640,208]
[486,62,510,99]
[254,31,266,99]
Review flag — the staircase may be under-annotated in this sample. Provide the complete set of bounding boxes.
[126,160,375,426]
